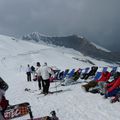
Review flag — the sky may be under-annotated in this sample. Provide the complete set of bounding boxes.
[0,0,120,52]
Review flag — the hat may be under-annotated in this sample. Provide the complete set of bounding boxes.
[36,62,40,66]
[44,62,47,66]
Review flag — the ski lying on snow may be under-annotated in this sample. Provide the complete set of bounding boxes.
[37,90,63,95]
[27,116,49,120]
[25,88,63,95]
[48,89,63,94]
[36,90,63,98]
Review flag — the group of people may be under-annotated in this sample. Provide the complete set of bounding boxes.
[0,61,57,119]
[82,70,120,102]
[57,65,120,103]
[26,64,35,82]
[26,63,120,102]
[0,75,60,120]
[26,62,54,95]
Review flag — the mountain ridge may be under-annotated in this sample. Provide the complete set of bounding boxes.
[22,32,120,64]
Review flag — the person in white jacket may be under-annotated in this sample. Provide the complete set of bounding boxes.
[40,62,54,95]
[26,64,31,81]
[36,62,43,90]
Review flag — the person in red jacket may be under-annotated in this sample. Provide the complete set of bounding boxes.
[82,71,111,92]
[97,72,111,95]
[0,77,9,120]
[105,75,120,98]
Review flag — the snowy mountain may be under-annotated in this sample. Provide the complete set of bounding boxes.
[0,34,120,120]
[22,32,120,64]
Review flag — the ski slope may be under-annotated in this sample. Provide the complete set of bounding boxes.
[0,35,120,120]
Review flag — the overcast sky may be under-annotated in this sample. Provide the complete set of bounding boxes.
[0,0,120,52]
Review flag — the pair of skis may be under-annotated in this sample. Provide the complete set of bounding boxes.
[25,88,63,95]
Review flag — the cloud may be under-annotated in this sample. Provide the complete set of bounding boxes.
[0,0,120,51]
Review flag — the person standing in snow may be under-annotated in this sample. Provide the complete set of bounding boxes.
[36,62,43,90]
[26,64,32,82]
[40,62,54,95]
[0,77,9,120]
[0,89,6,120]
[31,66,36,81]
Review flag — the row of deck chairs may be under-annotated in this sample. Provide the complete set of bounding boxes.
[52,66,119,82]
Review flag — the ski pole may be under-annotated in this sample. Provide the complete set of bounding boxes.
[28,106,33,119]
[55,80,57,95]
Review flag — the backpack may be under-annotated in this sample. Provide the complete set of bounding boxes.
[31,66,35,72]
[0,96,9,110]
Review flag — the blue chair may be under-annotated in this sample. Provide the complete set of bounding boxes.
[111,67,117,74]
[94,72,102,80]
[67,69,75,78]
[63,69,69,79]
[84,67,90,73]
[80,67,90,79]
[102,67,108,72]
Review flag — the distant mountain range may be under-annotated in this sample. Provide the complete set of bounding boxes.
[22,32,120,64]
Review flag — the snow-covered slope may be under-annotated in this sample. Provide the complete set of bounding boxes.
[90,42,111,52]
[0,34,120,120]
[22,32,120,64]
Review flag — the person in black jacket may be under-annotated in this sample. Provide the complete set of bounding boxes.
[82,66,98,80]
[31,66,36,80]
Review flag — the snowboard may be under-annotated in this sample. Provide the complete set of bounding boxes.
[4,102,30,119]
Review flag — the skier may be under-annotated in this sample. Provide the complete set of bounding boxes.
[36,62,44,90]
[0,77,9,120]
[82,71,111,92]
[26,64,32,81]
[40,62,54,95]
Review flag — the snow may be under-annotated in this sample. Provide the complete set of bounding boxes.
[0,34,120,120]
[90,42,111,52]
